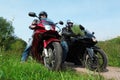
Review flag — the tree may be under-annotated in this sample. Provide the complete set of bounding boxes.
[0,17,14,51]
[9,38,26,53]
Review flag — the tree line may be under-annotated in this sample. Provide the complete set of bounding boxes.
[0,17,26,53]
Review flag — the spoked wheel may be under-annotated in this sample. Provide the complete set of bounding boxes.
[43,42,62,71]
[84,48,108,72]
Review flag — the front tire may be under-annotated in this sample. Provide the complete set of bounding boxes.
[43,42,62,71]
[84,48,108,72]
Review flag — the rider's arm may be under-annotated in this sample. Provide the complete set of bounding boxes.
[29,19,38,30]
[62,27,76,37]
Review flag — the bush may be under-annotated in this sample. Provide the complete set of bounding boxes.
[97,37,120,67]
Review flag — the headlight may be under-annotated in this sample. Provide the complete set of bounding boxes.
[44,25,51,30]
[92,37,97,42]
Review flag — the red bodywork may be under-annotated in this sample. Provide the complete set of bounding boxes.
[31,20,60,63]
[44,38,60,48]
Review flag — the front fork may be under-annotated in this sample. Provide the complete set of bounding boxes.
[86,48,94,60]
[44,48,49,57]
[43,40,49,57]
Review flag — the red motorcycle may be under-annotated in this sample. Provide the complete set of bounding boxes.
[28,12,63,71]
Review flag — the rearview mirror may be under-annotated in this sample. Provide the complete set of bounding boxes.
[92,32,95,35]
[28,12,37,17]
[59,21,64,25]
[79,24,85,30]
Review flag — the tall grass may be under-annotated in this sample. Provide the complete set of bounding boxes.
[98,37,120,67]
[1,36,120,80]
[0,51,104,80]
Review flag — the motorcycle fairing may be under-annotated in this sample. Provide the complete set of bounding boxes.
[43,38,60,48]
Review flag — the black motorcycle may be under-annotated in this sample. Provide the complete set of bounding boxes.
[65,25,108,71]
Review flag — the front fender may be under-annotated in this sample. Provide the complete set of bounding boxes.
[43,38,60,48]
[92,46,100,49]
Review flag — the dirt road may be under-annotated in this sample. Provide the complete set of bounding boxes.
[64,62,120,80]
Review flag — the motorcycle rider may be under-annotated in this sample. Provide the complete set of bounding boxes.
[21,11,68,63]
[62,20,74,45]
[21,11,55,62]
[61,20,83,65]
[21,38,32,62]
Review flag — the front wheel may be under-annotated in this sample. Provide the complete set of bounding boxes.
[43,42,62,71]
[84,48,108,72]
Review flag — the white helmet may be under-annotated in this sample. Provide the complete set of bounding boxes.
[67,20,73,24]
[67,20,73,27]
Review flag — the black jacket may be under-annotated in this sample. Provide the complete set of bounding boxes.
[61,26,76,42]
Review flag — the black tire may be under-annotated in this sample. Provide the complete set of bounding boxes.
[43,42,62,71]
[84,48,108,72]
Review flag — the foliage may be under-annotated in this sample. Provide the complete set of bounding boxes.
[0,52,104,80]
[0,17,14,50]
[97,37,120,67]
[0,17,26,53]
[8,38,26,53]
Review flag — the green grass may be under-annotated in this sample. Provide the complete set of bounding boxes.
[97,37,120,67]
[0,51,104,80]
[1,36,120,80]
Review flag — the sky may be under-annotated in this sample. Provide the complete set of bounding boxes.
[0,0,120,42]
